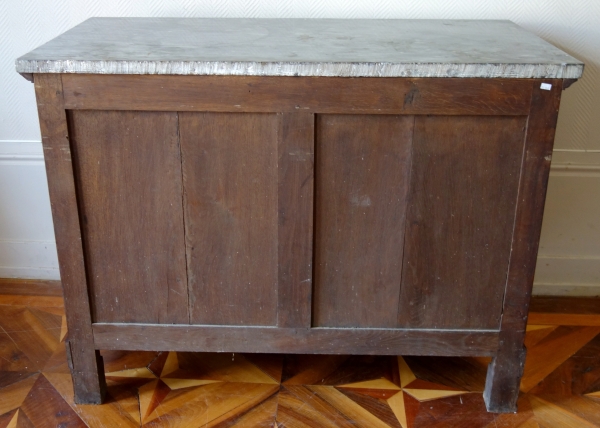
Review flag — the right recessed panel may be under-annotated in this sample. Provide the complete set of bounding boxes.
[398,115,527,330]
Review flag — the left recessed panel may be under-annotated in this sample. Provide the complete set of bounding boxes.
[69,110,189,324]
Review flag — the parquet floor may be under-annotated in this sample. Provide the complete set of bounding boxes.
[1,282,600,427]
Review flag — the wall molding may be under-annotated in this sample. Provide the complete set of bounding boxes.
[550,163,600,177]
[533,285,600,297]
[0,140,44,164]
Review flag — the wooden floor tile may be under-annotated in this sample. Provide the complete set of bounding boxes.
[0,279,62,297]
[176,352,279,384]
[281,354,350,385]
[529,297,600,327]
[529,333,600,397]
[528,395,598,428]
[402,356,488,392]
[534,394,600,426]
[0,306,61,372]
[44,371,141,428]
[0,329,38,375]
[220,394,278,427]
[142,382,279,427]
[277,386,348,428]
[41,342,70,374]
[0,409,18,428]
[102,349,161,373]
[338,388,403,428]
[410,392,494,428]
[0,295,63,307]
[521,326,600,392]
[20,375,86,427]
[0,375,38,417]
[482,395,535,427]
[1,284,600,427]
[528,313,600,327]
[524,325,559,349]
[244,353,284,383]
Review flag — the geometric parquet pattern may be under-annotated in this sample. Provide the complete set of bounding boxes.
[1,292,600,427]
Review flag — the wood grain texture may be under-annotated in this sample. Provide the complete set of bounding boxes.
[484,79,564,413]
[277,113,315,328]
[180,112,279,326]
[529,296,600,326]
[69,110,188,324]
[530,296,600,315]
[398,115,527,330]
[34,73,105,403]
[520,326,600,393]
[313,114,414,328]
[3,291,600,426]
[62,75,532,115]
[0,279,62,296]
[92,323,500,356]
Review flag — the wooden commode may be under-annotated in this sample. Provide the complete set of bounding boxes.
[16,18,584,412]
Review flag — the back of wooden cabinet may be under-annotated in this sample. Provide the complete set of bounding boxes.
[67,81,529,331]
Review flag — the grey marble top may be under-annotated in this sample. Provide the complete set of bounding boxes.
[16,18,583,79]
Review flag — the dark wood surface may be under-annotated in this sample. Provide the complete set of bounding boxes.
[398,115,527,330]
[92,323,500,356]
[0,278,62,296]
[180,112,279,326]
[277,113,315,328]
[61,75,533,116]
[484,79,564,413]
[529,296,600,326]
[34,74,105,403]
[530,296,600,314]
[31,72,571,413]
[313,114,414,328]
[69,110,188,324]
[3,278,589,318]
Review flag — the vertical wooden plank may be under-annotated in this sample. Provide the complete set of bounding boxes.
[34,74,105,403]
[180,112,279,326]
[313,114,414,328]
[398,115,527,330]
[277,113,315,328]
[69,110,188,324]
[484,79,563,413]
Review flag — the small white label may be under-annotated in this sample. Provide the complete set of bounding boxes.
[540,83,552,91]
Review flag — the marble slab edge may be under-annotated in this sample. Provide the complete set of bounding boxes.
[15,59,584,79]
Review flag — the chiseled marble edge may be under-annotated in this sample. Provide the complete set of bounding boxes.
[15,59,584,79]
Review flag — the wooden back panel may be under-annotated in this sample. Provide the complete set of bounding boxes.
[397,115,527,329]
[313,115,414,328]
[180,112,314,326]
[69,110,188,324]
[312,114,526,329]
[57,75,548,334]
[180,112,279,326]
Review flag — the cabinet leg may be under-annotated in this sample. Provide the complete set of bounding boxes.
[483,343,526,413]
[65,340,107,404]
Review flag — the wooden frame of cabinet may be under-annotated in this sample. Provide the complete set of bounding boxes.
[34,73,566,413]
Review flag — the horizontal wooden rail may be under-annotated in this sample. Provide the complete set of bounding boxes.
[62,74,533,115]
[93,323,500,356]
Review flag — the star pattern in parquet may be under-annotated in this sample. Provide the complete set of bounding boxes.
[1,291,600,427]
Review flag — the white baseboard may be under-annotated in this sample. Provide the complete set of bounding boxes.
[533,256,600,296]
[0,240,59,280]
[532,285,600,297]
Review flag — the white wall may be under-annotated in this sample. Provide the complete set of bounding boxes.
[1,0,599,295]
